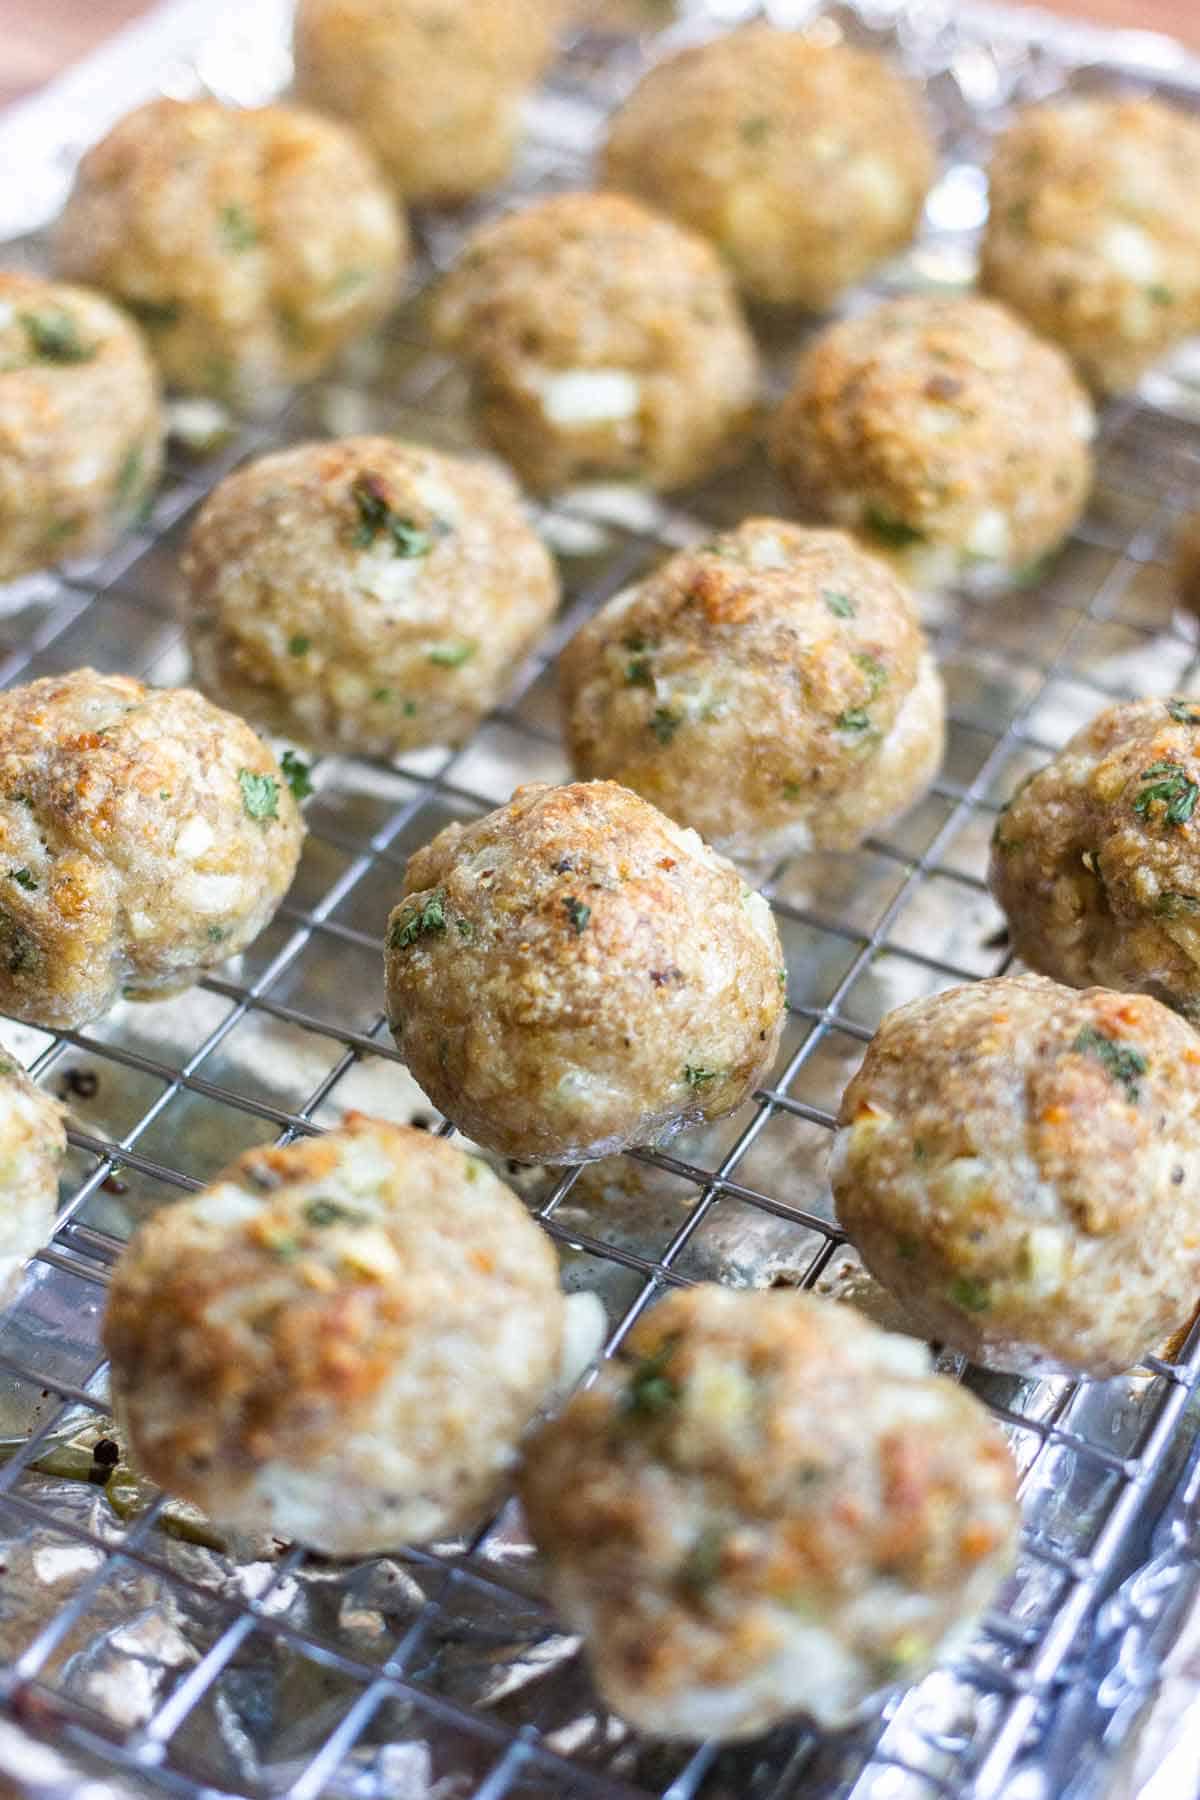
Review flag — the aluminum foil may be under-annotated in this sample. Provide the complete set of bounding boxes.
[1,2,1200,1798]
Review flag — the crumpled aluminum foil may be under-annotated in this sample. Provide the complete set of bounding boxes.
[2,2,1200,1798]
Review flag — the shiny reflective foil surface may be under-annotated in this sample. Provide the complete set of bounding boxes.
[1,2,1200,1796]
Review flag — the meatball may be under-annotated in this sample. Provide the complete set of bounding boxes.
[601,27,935,310]
[980,97,1200,397]
[0,669,304,1030]
[293,0,561,203]
[770,294,1095,588]
[1174,506,1200,620]
[385,781,785,1163]
[520,1284,1018,1739]
[0,1057,66,1296]
[0,273,163,581]
[989,697,1200,1018]
[431,192,759,494]
[559,519,944,867]
[55,98,405,408]
[103,1116,565,1554]
[832,974,1200,1377]
[182,437,558,756]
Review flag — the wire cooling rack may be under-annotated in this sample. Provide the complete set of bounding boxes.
[3,4,1200,1797]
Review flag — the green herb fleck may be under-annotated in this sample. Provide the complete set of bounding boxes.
[6,868,36,892]
[389,889,447,950]
[624,1337,681,1418]
[626,656,654,687]
[1168,699,1200,725]
[863,506,926,549]
[428,643,474,668]
[207,925,227,942]
[678,1526,725,1594]
[115,445,144,510]
[455,917,476,941]
[739,115,772,145]
[281,749,313,803]
[288,635,311,656]
[853,652,888,699]
[823,589,855,619]
[1071,1026,1147,1103]
[651,706,682,744]
[838,707,872,733]
[1148,283,1175,306]
[21,310,94,364]
[563,896,591,935]
[777,967,787,992]
[948,1276,991,1313]
[1157,891,1200,918]
[351,472,436,557]
[218,204,259,252]
[305,1197,366,1228]
[125,296,181,330]
[683,1064,719,1087]
[1133,760,1199,827]
[238,769,280,822]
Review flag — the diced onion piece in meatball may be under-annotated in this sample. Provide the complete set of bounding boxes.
[0,669,305,1029]
[432,192,760,494]
[520,1284,1019,1738]
[770,294,1095,589]
[833,973,1200,1376]
[602,26,934,308]
[560,519,944,867]
[104,1115,566,1554]
[183,436,558,755]
[385,781,786,1163]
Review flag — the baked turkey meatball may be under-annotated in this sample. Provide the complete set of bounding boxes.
[770,294,1095,588]
[104,1116,565,1554]
[293,0,562,203]
[0,273,163,581]
[990,697,1200,1018]
[55,98,405,408]
[431,193,759,494]
[385,781,785,1163]
[601,27,935,309]
[0,1058,65,1297]
[0,669,304,1030]
[980,96,1200,396]
[833,974,1200,1377]
[182,437,558,756]
[559,520,944,867]
[520,1285,1018,1739]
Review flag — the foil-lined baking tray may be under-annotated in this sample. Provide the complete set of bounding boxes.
[3,1,1200,1795]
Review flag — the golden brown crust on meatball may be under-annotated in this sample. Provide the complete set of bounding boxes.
[770,294,1095,586]
[104,1115,565,1554]
[0,669,304,1030]
[559,520,944,865]
[55,98,406,407]
[182,437,558,755]
[980,97,1200,396]
[520,1285,1019,1739]
[432,192,760,494]
[294,0,563,202]
[989,697,1200,1018]
[0,273,163,580]
[385,781,785,1162]
[0,1058,66,1294]
[602,26,935,308]
[833,974,1200,1377]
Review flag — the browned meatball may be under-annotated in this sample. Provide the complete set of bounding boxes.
[183,437,558,755]
[1173,507,1200,620]
[833,974,1200,1377]
[770,294,1095,588]
[385,781,785,1162]
[432,193,759,494]
[990,697,1200,1019]
[55,98,406,407]
[520,1285,1019,1738]
[559,519,943,866]
[0,1058,66,1296]
[0,272,163,580]
[602,26,935,309]
[981,96,1200,396]
[0,670,305,1029]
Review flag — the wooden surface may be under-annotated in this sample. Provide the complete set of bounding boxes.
[0,0,1197,110]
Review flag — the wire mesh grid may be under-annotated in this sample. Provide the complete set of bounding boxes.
[1,5,1200,1798]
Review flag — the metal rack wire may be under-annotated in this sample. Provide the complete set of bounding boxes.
[2,5,1200,1797]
